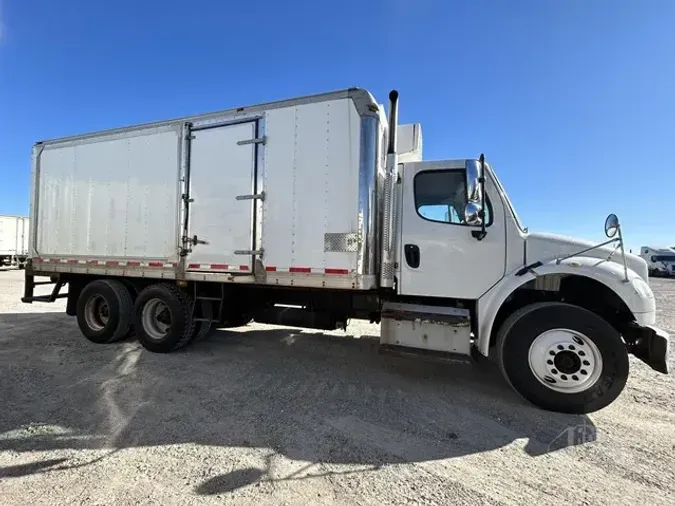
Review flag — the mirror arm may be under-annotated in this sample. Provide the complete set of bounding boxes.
[617,225,629,283]
[555,237,619,265]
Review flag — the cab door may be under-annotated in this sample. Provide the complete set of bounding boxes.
[398,160,506,299]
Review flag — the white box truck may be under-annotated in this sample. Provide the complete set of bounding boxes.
[23,88,669,414]
[0,215,29,268]
[639,246,675,277]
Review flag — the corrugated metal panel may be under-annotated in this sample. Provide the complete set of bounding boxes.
[35,125,181,260]
[262,98,360,274]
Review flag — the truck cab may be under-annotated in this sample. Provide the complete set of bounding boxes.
[371,90,668,413]
[390,147,668,413]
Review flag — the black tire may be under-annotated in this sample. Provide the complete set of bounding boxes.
[496,302,629,414]
[190,299,214,343]
[76,279,133,344]
[133,283,195,353]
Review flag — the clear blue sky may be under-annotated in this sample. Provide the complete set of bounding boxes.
[1,0,673,250]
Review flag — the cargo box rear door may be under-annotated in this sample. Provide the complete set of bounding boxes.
[186,121,258,273]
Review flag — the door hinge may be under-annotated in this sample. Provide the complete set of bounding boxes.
[237,136,267,146]
[180,237,192,256]
[236,192,265,201]
[234,249,264,256]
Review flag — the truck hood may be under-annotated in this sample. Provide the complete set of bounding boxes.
[526,233,649,281]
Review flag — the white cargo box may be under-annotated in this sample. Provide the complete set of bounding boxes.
[0,215,29,257]
[30,89,392,290]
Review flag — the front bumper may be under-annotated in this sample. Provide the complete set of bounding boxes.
[625,324,670,374]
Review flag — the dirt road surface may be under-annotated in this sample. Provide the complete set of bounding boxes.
[1,268,674,505]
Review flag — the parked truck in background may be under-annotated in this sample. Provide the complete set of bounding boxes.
[640,246,675,277]
[22,88,669,414]
[0,215,29,268]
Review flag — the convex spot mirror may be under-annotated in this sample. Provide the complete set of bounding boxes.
[605,213,619,238]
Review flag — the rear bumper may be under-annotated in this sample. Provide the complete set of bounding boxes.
[625,324,669,374]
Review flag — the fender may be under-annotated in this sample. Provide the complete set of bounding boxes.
[476,256,656,357]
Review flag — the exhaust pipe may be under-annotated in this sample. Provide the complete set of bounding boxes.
[380,90,400,289]
[387,90,399,154]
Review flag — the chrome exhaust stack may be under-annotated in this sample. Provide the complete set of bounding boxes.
[380,90,400,289]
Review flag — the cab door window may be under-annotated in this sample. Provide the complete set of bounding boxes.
[414,170,491,225]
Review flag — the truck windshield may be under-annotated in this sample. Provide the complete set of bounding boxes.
[487,165,526,232]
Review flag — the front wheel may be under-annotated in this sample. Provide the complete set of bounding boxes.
[496,302,629,414]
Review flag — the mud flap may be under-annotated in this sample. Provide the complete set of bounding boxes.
[627,324,670,374]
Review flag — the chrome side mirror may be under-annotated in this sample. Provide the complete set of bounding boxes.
[465,157,487,240]
[605,213,619,238]
[464,201,483,226]
[465,159,482,203]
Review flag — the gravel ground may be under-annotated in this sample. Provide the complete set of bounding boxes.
[0,268,674,505]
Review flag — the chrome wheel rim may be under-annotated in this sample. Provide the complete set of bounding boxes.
[528,328,603,394]
[84,294,109,331]
[142,298,172,341]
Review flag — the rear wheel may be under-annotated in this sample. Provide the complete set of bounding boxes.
[496,302,629,414]
[133,283,195,353]
[76,279,133,344]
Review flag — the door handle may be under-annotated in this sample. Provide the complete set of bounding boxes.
[404,244,420,268]
[192,235,209,246]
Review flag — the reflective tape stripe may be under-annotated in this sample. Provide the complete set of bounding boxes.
[289,267,311,273]
[31,259,351,275]
[324,268,349,275]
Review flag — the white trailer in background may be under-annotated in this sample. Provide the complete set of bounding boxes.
[23,88,669,414]
[640,246,675,277]
[0,215,29,268]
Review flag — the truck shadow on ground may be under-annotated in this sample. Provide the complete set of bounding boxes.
[0,312,596,490]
